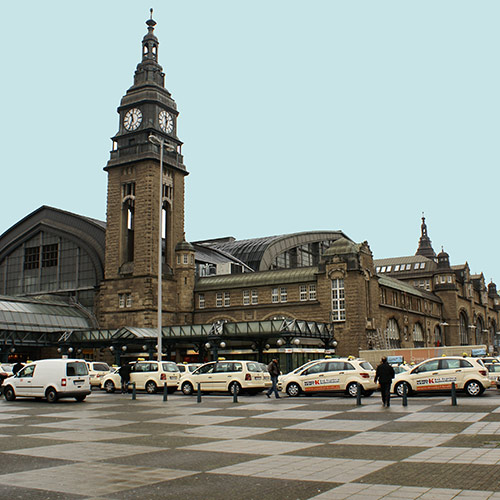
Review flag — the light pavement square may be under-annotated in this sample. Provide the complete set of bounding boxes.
[397,412,487,423]
[0,413,30,420]
[23,429,147,441]
[287,419,385,432]
[31,417,134,430]
[252,409,339,420]
[36,410,116,419]
[334,431,457,447]
[210,455,394,483]
[168,424,276,439]
[4,441,160,461]
[405,446,500,465]
[308,483,430,499]
[0,462,196,497]
[229,402,307,411]
[180,437,321,455]
[149,414,242,425]
[462,421,500,435]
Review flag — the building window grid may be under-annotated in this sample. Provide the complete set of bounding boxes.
[216,292,223,307]
[251,290,258,304]
[243,290,250,306]
[331,278,346,322]
[299,285,307,301]
[224,292,230,307]
[199,293,205,309]
[309,284,316,300]
[280,287,287,303]
[271,288,279,303]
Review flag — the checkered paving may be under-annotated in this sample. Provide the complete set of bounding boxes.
[1,389,500,498]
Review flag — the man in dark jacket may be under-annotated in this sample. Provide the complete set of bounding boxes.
[119,363,132,394]
[266,358,281,399]
[374,357,395,407]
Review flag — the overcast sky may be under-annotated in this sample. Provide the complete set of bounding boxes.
[1,1,498,283]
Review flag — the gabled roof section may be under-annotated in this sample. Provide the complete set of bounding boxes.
[377,275,442,302]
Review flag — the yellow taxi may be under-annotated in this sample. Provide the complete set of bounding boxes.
[86,361,112,388]
[179,360,269,395]
[391,356,492,397]
[280,357,377,397]
[100,360,180,394]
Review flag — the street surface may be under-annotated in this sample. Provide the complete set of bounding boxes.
[1,389,500,499]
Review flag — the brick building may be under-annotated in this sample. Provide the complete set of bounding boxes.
[0,15,499,362]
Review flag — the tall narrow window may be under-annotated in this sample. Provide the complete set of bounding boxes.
[299,285,307,301]
[243,290,250,305]
[42,244,58,268]
[331,278,345,321]
[224,292,230,307]
[309,284,316,301]
[271,288,279,303]
[24,247,40,270]
[199,293,205,309]
[280,287,287,303]
[251,290,258,305]
[216,293,223,308]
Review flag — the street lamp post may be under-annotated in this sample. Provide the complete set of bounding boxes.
[148,134,176,362]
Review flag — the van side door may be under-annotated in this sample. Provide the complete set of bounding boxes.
[15,364,37,396]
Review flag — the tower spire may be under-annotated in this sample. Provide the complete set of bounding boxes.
[132,10,165,88]
[415,213,436,259]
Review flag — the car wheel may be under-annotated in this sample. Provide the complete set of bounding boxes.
[3,386,15,401]
[75,395,86,402]
[395,381,411,397]
[346,382,360,397]
[181,382,194,395]
[46,388,58,403]
[465,380,483,397]
[104,380,115,393]
[228,381,241,395]
[145,381,157,394]
[286,382,301,397]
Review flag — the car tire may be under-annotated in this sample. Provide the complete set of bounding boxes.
[228,381,241,395]
[286,382,301,397]
[465,380,483,397]
[346,382,360,398]
[3,386,15,401]
[145,381,157,394]
[181,382,194,395]
[46,388,58,403]
[104,380,115,393]
[75,395,86,402]
[395,381,411,397]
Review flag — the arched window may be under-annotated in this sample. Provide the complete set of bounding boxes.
[459,312,469,345]
[434,325,442,346]
[385,319,401,348]
[413,323,424,348]
[475,316,485,345]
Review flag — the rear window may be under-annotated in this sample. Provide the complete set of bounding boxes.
[67,362,88,376]
[163,362,179,372]
[92,363,110,371]
[359,361,374,370]
[246,362,262,372]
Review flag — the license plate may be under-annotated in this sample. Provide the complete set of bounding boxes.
[73,379,84,384]
[169,376,177,380]
[254,376,261,380]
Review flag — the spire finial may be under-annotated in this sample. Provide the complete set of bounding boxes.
[150,8,153,20]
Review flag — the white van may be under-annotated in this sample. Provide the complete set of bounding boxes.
[3,359,91,403]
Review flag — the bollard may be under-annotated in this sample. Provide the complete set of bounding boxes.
[451,382,457,406]
[132,382,136,400]
[163,382,168,402]
[356,382,362,406]
[197,383,202,403]
[402,383,408,407]
[232,384,238,404]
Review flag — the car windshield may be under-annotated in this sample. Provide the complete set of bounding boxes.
[92,363,110,371]
[162,362,179,372]
[246,362,262,372]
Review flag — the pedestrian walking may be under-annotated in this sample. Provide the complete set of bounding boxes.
[374,356,395,407]
[266,358,281,399]
[119,362,131,393]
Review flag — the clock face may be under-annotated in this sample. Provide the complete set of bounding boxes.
[123,108,143,131]
[159,110,174,133]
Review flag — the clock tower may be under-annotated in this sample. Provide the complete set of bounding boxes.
[98,12,194,329]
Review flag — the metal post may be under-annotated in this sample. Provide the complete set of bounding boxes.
[233,385,238,403]
[451,382,457,406]
[402,383,408,407]
[356,382,362,406]
[197,383,202,403]
[163,382,168,401]
[132,382,136,400]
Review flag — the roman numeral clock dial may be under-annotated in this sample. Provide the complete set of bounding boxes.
[123,108,142,131]
[159,110,174,133]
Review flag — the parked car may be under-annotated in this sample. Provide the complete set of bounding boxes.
[100,360,180,394]
[278,359,330,391]
[2,359,91,403]
[0,363,14,385]
[86,361,112,388]
[179,360,269,395]
[484,361,500,389]
[280,357,377,397]
[392,356,491,397]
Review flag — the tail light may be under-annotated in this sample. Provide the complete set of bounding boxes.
[245,374,251,381]
[161,373,166,380]
[360,373,370,379]
[61,378,67,386]
[479,370,487,376]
